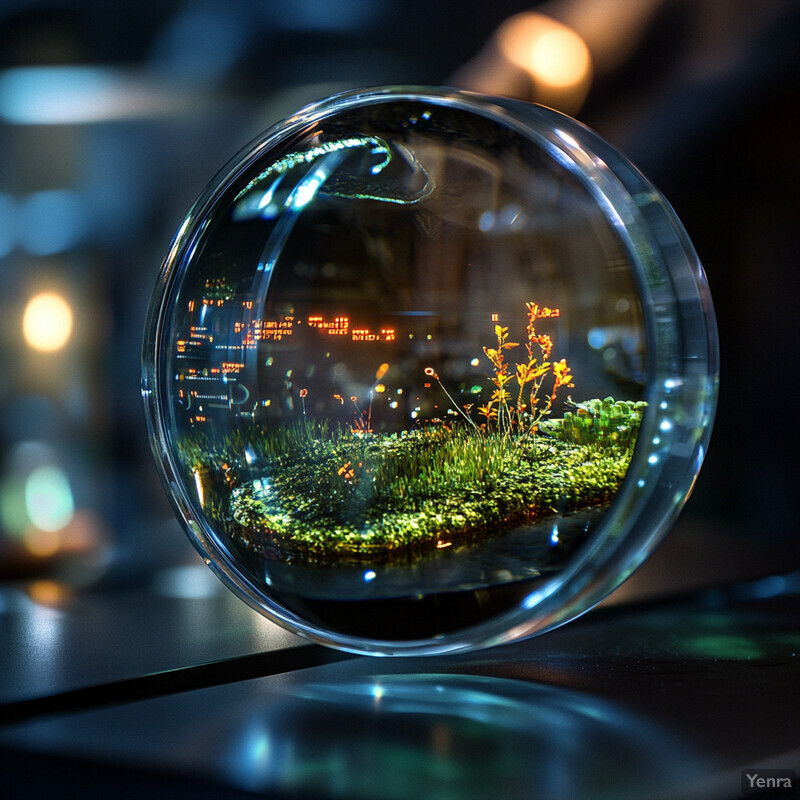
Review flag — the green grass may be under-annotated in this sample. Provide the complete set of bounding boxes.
[179,413,639,565]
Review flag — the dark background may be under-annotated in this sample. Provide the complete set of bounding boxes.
[0,0,798,697]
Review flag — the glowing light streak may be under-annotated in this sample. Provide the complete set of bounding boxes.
[193,468,205,505]
[235,137,391,201]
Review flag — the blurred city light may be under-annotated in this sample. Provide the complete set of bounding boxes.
[498,12,592,108]
[26,578,70,608]
[25,465,75,533]
[19,189,87,255]
[23,292,74,352]
[23,527,62,558]
[0,66,200,125]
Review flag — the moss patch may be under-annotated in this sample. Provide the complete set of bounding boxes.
[181,417,638,565]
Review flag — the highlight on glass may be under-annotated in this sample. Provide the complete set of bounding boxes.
[143,87,718,655]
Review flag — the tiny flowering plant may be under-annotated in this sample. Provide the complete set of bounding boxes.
[478,301,573,436]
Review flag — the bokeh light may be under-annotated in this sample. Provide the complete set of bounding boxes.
[23,527,62,558]
[526,28,591,89]
[25,465,75,533]
[497,13,592,112]
[22,292,74,352]
[27,579,70,607]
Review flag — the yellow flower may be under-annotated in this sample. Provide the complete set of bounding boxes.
[491,388,511,403]
[516,363,534,385]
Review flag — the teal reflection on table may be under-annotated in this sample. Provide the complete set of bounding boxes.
[219,673,704,799]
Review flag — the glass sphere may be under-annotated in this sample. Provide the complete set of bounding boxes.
[142,87,718,655]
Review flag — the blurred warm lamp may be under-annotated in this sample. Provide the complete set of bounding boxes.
[497,12,593,111]
[22,291,73,352]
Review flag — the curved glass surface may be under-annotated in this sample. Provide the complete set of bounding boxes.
[142,87,718,655]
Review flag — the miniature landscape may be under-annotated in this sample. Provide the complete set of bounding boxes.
[178,301,646,566]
